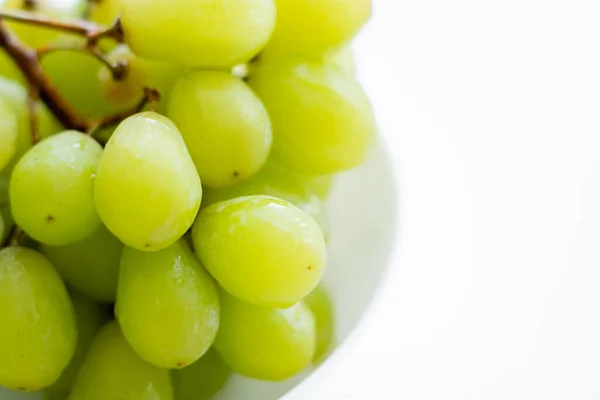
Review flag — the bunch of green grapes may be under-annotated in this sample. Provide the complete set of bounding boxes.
[0,0,372,398]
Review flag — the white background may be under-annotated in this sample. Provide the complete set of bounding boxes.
[320,0,600,398]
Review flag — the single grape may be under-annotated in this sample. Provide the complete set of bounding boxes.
[214,290,316,381]
[120,0,276,67]
[0,247,77,391]
[0,97,18,171]
[98,45,181,110]
[68,321,174,400]
[116,240,220,369]
[43,291,110,400]
[202,160,332,237]
[304,284,335,362]
[88,0,121,26]
[171,348,230,400]
[10,131,103,246]
[193,195,326,308]
[263,0,371,58]
[94,112,202,252]
[250,59,377,175]
[167,71,272,188]
[40,224,124,303]
[1,0,86,48]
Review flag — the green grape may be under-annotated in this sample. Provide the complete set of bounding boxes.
[41,43,121,120]
[0,247,77,391]
[68,321,174,400]
[202,160,331,236]
[214,290,316,381]
[0,97,18,171]
[98,45,181,109]
[43,291,109,400]
[304,284,335,362]
[171,348,230,400]
[192,195,326,308]
[10,131,103,246]
[40,224,124,303]
[94,112,202,252]
[328,45,357,77]
[167,71,272,188]
[250,59,377,175]
[263,0,371,58]
[88,0,121,26]
[116,240,220,369]
[2,0,86,48]
[0,49,25,85]
[120,0,276,67]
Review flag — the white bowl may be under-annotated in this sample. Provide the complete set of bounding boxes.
[0,143,398,400]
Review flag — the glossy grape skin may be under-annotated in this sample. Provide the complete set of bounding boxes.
[68,321,174,400]
[193,195,326,308]
[40,225,124,303]
[99,45,181,109]
[0,97,18,171]
[250,59,377,175]
[116,240,220,369]
[120,0,276,67]
[10,131,103,246]
[171,348,230,400]
[94,112,202,252]
[0,247,77,391]
[214,290,316,381]
[304,284,335,362]
[263,0,371,58]
[167,71,272,188]
[43,291,109,400]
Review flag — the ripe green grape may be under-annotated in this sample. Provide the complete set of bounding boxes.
[1,0,86,48]
[202,160,331,237]
[43,291,109,400]
[0,97,18,171]
[304,284,335,362]
[40,224,124,303]
[88,0,121,26]
[68,321,174,400]
[171,349,230,400]
[98,45,181,110]
[94,112,202,252]
[116,240,220,369]
[10,131,103,246]
[167,71,272,188]
[263,0,371,58]
[214,290,316,381]
[250,59,377,175]
[0,49,25,86]
[120,0,276,67]
[0,247,77,391]
[193,195,326,308]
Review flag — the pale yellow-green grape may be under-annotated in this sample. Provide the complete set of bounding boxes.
[120,0,276,67]
[304,284,335,362]
[0,49,25,84]
[193,195,326,308]
[167,71,272,188]
[328,45,357,77]
[43,291,109,400]
[0,97,18,171]
[202,160,332,237]
[99,45,181,110]
[10,131,103,246]
[1,0,86,48]
[88,0,121,25]
[94,112,202,251]
[40,224,124,302]
[116,240,220,369]
[214,290,316,381]
[250,59,377,175]
[171,348,230,400]
[263,0,371,58]
[68,321,174,400]
[0,247,77,391]
[41,44,120,120]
